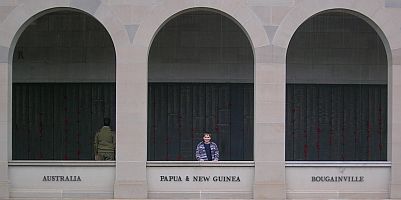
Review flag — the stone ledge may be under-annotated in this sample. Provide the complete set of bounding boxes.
[286,161,391,167]
[8,161,115,166]
[148,191,253,199]
[146,161,255,167]
[10,189,113,199]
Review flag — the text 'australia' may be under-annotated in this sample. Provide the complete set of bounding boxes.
[42,176,82,182]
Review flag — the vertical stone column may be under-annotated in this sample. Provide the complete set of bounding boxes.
[390,51,401,199]
[114,45,148,198]
[0,60,9,198]
[253,45,286,199]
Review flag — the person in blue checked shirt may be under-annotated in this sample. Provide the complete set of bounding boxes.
[195,132,219,161]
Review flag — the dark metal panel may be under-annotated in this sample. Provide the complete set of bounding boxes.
[166,84,176,160]
[52,84,64,160]
[61,84,70,160]
[204,85,218,155]
[148,85,155,160]
[103,83,112,120]
[180,84,193,160]
[78,84,93,160]
[148,83,254,161]
[380,86,387,160]
[65,84,78,160]
[168,84,182,160]
[12,83,116,160]
[153,85,166,160]
[306,85,319,160]
[11,85,17,159]
[92,84,104,136]
[230,85,244,160]
[110,84,117,131]
[359,85,369,161]
[291,85,306,160]
[191,84,206,159]
[286,84,387,161]
[354,85,363,160]
[204,85,216,143]
[216,85,230,160]
[343,85,356,160]
[333,86,344,160]
[371,86,379,161]
[29,84,40,159]
[367,86,375,160]
[243,85,253,160]
[285,84,294,160]
[41,85,54,160]
[317,86,331,160]
[369,85,383,161]
[13,84,29,159]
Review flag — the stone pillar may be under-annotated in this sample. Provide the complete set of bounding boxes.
[390,51,401,199]
[114,46,148,198]
[0,57,9,199]
[253,45,286,199]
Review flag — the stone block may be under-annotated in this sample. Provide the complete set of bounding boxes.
[251,6,271,25]
[10,189,60,199]
[202,191,253,199]
[148,191,200,199]
[390,163,401,184]
[0,181,8,199]
[255,45,286,64]
[254,123,284,143]
[385,0,401,8]
[62,190,113,199]
[353,0,382,17]
[254,101,285,124]
[114,181,147,199]
[0,46,8,63]
[116,161,146,181]
[286,191,339,199]
[391,183,401,199]
[255,83,285,102]
[70,0,101,15]
[272,6,293,25]
[254,182,286,199]
[254,162,285,183]
[255,63,285,84]
[254,142,285,161]
[340,191,389,199]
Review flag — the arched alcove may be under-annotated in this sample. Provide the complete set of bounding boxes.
[12,9,116,160]
[147,9,254,161]
[286,10,388,161]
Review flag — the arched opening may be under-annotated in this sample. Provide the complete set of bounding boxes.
[148,9,254,161]
[12,9,116,160]
[286,10,388,161]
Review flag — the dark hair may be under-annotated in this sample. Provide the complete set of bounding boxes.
[103,118,111,126]
[203,132,212,138]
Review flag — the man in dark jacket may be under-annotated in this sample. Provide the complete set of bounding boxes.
[94,118,115,160]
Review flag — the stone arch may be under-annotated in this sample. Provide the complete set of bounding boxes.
[3,2,126,63]
[133,1,268,59]
[286,9,389,161]
[147,7,255,161]
[274,1,392,53]
[280,4,392,159]
[8,6,119,160]
[1,2,125,160]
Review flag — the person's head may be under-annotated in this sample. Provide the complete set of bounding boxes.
[103,118,111,126]
[202,132,212,144]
